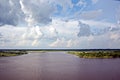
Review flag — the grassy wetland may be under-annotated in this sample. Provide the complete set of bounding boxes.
[0,50,27,57]
[68,50,120,59]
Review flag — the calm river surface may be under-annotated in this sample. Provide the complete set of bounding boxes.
[0,52,120,80]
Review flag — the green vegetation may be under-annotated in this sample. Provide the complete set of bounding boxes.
[68,51,120,59]
[0,51,27,57]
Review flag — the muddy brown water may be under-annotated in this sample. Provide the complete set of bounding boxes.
[0,52,120,80]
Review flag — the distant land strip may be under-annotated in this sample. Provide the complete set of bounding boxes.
[0,49,120,51]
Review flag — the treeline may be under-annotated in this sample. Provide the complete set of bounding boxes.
[68,50,120,58]
[0,50,27,57]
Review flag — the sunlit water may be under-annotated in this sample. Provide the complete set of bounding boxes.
[0,52,120,80]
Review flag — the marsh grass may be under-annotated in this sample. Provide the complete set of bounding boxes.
[0,51,27,57]
[68,51,120,59]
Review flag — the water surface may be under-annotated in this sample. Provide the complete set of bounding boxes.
[0,52,120,80]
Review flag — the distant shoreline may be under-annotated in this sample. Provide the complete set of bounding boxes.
[68,50,120,59]
[0,49,120,51]
[0,49,120,57]
[0,51,27,57]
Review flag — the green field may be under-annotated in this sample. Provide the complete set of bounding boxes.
[0,51,27,57]
[68,51,120,59]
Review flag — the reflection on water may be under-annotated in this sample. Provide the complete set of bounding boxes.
[0,52,120,80]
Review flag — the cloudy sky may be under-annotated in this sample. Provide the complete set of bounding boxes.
[0,0,120,49]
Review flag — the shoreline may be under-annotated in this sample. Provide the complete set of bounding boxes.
[68,51,120,59]
[0,51,27,57]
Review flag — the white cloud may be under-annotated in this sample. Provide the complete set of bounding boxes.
[51,19,78,37]
[49,38,66,47]
[80,9,103,19]
[0,25,43,47]
[80,19,115,28]
[0,0,73,26]
[110,31,120,41]
[21,26,43,47]
[0,18,120,49]
[0,0,89,27]
[22,26,43,40]
[49,36,96,48]
[19,0,55,26]
[32,39,40,46]
[49,38,75,48]
[48,19,120,48]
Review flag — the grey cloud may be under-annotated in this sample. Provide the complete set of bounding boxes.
[91,27,110,36]
[77,21,120,37]
[0,0,82,26]
[0,33,2,38]
[110,27,120,31]
[0,0,24,26]
[0,0,55,26]
[20,0,55,26]
[104,21,120,32]
[90,26,120,36]
[77,21,92,37]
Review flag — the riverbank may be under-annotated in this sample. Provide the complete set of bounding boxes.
[68,51,120,59]
[0,51,27,57]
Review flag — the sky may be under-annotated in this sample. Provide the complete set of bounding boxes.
[0,0,120,49]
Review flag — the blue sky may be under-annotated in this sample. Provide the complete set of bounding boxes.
[0,0,120,49]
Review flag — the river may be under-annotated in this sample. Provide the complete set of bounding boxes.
[0,52,120,80]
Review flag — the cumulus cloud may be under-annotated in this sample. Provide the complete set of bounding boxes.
[49,38,73,48]
[0,0,56,26]
[19,0,55,26]
[21,26,43,46]
[51,19,78,37]
[0,18,120,49]
[77,20,120,37]
[22,27,43,40]
[0,0,77,26]
[49,33,120,49]
[41,26,59,40]
[0,0,89,26]
[0,0,23,26]
[77,21,92,37]
[0,25,44,48]
[49,38,66,47]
